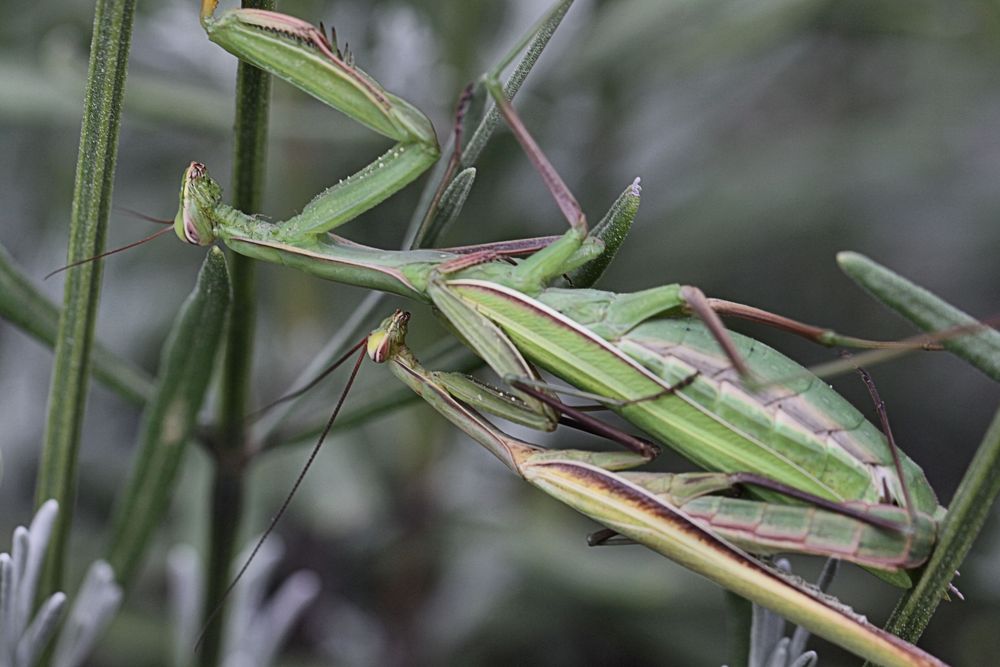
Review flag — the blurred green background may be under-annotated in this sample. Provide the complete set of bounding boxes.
[1,0,999,664]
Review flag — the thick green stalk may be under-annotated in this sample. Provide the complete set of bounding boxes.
[725,591,752,666]
[198,1,274,665]
[34,0,136,599]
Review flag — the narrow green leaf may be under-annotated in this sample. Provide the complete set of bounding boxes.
[567,177,642,289]
[107,248,231,586]
[837,251,1000,382]
[414,167,476,248]
[881,405,1000,645]
[35,0,137,598]
[0,243,153,404]
[465,0,575,166]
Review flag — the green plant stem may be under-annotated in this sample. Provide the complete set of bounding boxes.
[199,1,274,665]
[725,590,752,666]
[882,406,1000,644]
[34,0,136,600]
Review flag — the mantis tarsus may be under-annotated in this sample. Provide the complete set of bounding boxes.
[179,1,953,664]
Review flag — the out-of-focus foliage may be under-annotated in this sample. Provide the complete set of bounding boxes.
[0,0,998,664]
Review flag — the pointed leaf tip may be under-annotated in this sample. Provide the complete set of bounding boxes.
[838,251,1000,382]
[567,178,642,288]
[107,250,231,585]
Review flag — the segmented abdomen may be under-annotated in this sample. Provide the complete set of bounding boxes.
[616,318,938,514]
[677,494,934,568]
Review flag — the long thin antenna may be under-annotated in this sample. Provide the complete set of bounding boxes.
[44,225,175,280]
[115,206,173,224]
[246,337,368,422]
[194,343,368,653]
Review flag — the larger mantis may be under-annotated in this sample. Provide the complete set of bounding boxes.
[177,2,950,664]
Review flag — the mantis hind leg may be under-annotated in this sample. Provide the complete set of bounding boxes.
[481,76,586,235]
[540,284,944,384]
[681,285,945,383]
[450,68,594,293]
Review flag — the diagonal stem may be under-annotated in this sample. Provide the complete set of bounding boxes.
[880,406,1000,646]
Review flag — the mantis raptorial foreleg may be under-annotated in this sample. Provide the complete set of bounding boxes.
[187,1,440,246]
[367,309,946,667]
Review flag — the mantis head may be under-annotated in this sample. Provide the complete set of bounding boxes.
[367,310,410,363]
[175,162,222,246]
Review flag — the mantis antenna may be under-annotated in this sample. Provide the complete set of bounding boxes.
[194,341,368,652]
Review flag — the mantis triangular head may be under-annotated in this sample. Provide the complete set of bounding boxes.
[176,161,222,246]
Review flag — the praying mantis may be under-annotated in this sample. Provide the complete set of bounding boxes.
[177,1,953,664]
[366,309,945,667]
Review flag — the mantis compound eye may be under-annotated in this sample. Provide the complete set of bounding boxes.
[181,212,201,245]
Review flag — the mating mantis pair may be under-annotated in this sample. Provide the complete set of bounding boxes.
[172,1,952,665]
